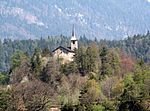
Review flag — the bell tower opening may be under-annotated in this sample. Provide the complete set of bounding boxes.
[72,41,75,44]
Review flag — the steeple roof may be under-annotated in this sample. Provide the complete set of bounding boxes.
[71,25,77,41]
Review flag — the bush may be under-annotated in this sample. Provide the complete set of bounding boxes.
[91,104,105,111]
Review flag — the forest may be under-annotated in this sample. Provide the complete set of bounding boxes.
[0,33,150,111]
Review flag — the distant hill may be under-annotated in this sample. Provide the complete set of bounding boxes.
[0,0,150,40]
[106,32,150,62]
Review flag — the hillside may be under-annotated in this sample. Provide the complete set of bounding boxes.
[0,33,150,72]
[0,34,149,111]
[0,0,150,40]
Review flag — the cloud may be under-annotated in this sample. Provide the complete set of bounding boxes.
[147,0,150,2]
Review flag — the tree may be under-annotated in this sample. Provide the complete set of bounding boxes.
[74,47,87,75]
[10,80,52,111]
[79,79,102,106]
[91,104,105,111]
[120,52,135,78]
[0,40,4,71]
[10,60,32,84]
[0,89,13,111]
[99,46,112,78]
[101,76,120,100]
[75,43,99,76]
[40,58,60,86]
[31,48,42,78]
[59,74,86,110]
[109,49,121,76]
[0,72,9,85]
[11,51,28,70]
[118,73,149,111]
[85,43,99,74]
[42,48,51,57]
[60,61,78,76]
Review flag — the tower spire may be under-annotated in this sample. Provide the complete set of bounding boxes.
[72,25,75,37]
[71,25,78,50]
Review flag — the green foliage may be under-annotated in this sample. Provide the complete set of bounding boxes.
[118,67,150,111]
[75,43,99,76]
[74,46,87,75]
[0,40,4,71]
[91,104,105,111]
[79,79,101,106]
[11,51,28,70]
[31,48,42,77]
[85,43,99,73]
[112,80,124,98]
[0,34,150,111]
[123,74,135,90]
[60,61,78,75]
[99,46,112,78]
[102,100,116,111]
[108,33,150,62]
[109,49,121,75]
[42,47,51,57]
[0,89,16,111]
[40,58,60,85]
[0,73,9,85]
[1,33,150,72]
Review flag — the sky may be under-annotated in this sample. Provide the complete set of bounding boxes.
[147,0,150,2]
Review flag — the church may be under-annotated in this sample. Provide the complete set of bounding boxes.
[52,27,78,63]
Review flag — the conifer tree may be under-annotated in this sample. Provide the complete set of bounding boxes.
[99,46,111,78]
[11,51,29,70]
[30,48,42,78]
[85,43,99,74]
[74,47,87,75]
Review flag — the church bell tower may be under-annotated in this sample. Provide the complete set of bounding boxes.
[71,26,78,51]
